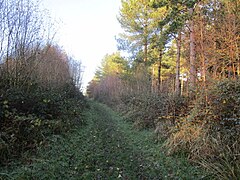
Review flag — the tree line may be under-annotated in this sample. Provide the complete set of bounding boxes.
[87,0,239,178]
[89,0,239,97]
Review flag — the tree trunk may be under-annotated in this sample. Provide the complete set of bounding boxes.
[189,8,196,93]
[144,40,148,63]
[158,49,162,93]
[151,66,155,93]
[236,38,240,77]
[199,8,208,102]
[175,32,181,96]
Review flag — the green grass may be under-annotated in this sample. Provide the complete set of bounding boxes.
[0,101,208,179]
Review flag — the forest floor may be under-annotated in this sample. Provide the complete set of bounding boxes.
[0,101,208,179]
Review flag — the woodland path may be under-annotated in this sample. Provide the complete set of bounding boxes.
[0,101,205,179]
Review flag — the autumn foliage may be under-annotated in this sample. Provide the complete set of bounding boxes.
[88,0,240,178]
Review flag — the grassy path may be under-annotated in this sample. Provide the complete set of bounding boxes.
[0,101,206,179]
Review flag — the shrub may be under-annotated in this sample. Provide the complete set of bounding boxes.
[208,79,240,127]
[0,85,86,166]
[164,120,215,159]
[115,90,190,130]
[163,79,240,179]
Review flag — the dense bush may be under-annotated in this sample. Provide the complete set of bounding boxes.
[2,85,84,118]
[0,0,86,167]
[115,91,189,129]
[208,79,240,127]
[163,79,240,179]
[0,84,86,166]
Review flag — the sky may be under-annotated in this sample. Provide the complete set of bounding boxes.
[41,0,122,89]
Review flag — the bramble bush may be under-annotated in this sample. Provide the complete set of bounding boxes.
[0,84,86,166]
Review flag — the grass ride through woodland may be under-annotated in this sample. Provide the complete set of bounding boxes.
[0,0,239,179]
[0,101,207,179]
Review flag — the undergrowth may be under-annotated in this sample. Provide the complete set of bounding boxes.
[107,79,240,179]
[0,85,86,166]
[0,101,207,179]
[162,79,240,179]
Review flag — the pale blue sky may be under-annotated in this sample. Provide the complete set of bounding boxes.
[42,0,122,89]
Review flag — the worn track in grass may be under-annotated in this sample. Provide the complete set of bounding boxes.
[0,101,206,179]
